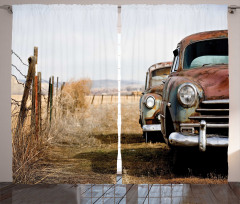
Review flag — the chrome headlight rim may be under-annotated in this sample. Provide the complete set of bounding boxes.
[177,83,198,108]
[145,95,155,109]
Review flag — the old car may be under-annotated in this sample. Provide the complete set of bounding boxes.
[139,62,171,142]
[160,30,229,151]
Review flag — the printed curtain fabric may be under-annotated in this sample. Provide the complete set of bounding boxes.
[120,4,228,183]
[121,4,228,83]
[11,4,229,184]
[11,5,118,184]
[12,4,117,82]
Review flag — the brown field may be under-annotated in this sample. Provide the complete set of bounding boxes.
[11,94,227,184]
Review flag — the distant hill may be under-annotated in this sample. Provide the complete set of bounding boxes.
[92,79,144,89]
[11,76,49,95]
[91,79,144,95]
[11,77,145,96]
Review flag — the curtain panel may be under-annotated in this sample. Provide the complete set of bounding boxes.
[11,4,118,184]
[121,4,228,82]
[12,4,117,82]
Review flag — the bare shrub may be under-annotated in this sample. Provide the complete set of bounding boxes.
[48,78,113,147]
[12,107,49,184]
[60,79,92,113]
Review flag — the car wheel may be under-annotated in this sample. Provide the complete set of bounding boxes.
[165,108,175,146]
[171,147,188,174]
[143,132,165,143]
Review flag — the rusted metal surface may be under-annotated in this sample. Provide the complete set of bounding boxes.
[172,65,229,100]
[177,30,228,72]
[161,30,229,150]
[147,62,172,91]
[139,62,172,129]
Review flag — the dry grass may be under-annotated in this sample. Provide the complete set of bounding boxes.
[49,79,118,146]
[61,79,91,112]
[11,94,49,183]
[12,86,228,184]
[120,101,228,184]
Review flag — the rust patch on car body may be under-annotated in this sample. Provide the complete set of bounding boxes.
[161,30,229,136]
[140,62,172,127]
[173,65,229,100]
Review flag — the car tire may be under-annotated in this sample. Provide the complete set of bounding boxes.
[143,132,165,143]
[165,108,175,146]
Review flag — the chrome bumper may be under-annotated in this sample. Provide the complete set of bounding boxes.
[169,120,228,151]
[143,124,161,132]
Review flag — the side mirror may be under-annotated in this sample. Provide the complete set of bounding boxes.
[162,80,166,84]
[173,48,178,57]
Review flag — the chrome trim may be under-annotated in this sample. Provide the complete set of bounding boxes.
[167,102,171,107]
[199,120,206,151]
[143,124,161,132]
[177,83,198,108]
[169,132,228,148]
[202,99,229,104]
[207,124,229,128]
[160,114,165,119]
[196,108,229,112]
[189,115,228,119]
[180,127,194,134]
[180,123,228,128]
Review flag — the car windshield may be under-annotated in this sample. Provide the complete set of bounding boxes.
[183,38,228,69]
[150,68,170,87]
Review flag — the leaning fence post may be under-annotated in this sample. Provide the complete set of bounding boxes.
[91,95,95,105]
[15,56,36,135]
[101,94,104,104]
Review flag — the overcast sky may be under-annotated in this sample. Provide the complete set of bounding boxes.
[12,4,228,84]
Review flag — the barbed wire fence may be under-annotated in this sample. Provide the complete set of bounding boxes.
[11,47,59,184]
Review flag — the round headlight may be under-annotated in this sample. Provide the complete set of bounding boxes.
[145,96,155,109]
[177,83,197,107]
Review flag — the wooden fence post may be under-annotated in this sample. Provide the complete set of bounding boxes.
[50,82,53,123]
[47,77,51,121]
[15,56,36,135]
[101,94,104,104]
[37,72,42,135]
[35,75,39,140]
[91,95,95,105]
[56,77,59,111]
[31,47,38,130]
[51,76,54,120]
[60,82,65,116]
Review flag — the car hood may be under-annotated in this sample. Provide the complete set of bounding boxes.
[148,85,164,95]
[174,65,229,100]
